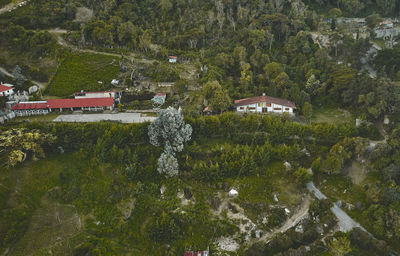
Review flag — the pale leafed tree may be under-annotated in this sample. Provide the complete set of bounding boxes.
[148,107,192,176]
[148,107,192,154]
[157,152,179,177]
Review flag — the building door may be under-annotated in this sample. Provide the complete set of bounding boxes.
[262,107,268,113]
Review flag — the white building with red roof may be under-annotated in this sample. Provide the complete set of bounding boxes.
[169,56,177,63]
[0,84,15,97]
[235,94,296,115]
[11,97,114,116]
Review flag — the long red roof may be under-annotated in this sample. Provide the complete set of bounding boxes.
[11,98,114,110]
[11,102,47,110]
[0,84,14,93]
[234,95,296,108]
[47,98,114,108]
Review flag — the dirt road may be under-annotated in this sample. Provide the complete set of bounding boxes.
[0,66,46,89]
[307,181,370,233]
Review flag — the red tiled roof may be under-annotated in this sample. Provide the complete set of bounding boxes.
[0,84,14,93]
[47,98,114,108]
[169,56,177,58]
[234,95,296,108]
[11,98,114,110]
[155,93,167,96]
[11,102,47,110]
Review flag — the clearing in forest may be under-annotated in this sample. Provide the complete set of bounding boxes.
[47,53,120,97]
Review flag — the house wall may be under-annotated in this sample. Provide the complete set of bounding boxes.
[14,109,49,117]
[75,92,118,99]
[0,89,14,96]
[236,102,294,114]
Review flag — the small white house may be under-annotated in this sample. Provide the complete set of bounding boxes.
[235,94,296,115]
[0,84,15,97]
[168,56,177,63]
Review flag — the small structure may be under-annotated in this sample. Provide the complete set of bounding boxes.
[380,20,394,29]
[152,93,167,106]
[203,106,212,115]
[111,79,119,86]
[235,94,296,115]
[184,250,209,256]
[168,56,177,63]
[228,189,239,197]
[355,118,360,127]
[0,84,15,97]
[284,161,292,171]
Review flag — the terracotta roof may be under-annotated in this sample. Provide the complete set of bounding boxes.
[155,93,167,96]
[47,98,114,109]
[234,95,296,108]
[11,101,47,110]
[12,98,114,110]
[0,84,14,93]
[169,56,177,58]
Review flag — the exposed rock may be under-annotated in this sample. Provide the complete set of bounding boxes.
[229,189,238,197]
[284,161,292,171]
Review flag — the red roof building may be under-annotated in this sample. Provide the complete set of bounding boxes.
[11,98,114,116]
[11,101,47,111]
[47,98,114,109]
[0,84,15,96]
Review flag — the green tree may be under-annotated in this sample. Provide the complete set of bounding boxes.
[376,0,396,15]
[327,236,352,256]
[302,101,313,123]
[264,62,284,81]
[202,81,231,113]
[294,167,312,185]
[0,128,56,167]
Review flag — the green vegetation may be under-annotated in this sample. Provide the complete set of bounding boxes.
[312,106,352,124]
[2,0,400,254]
[0,0,11,8]
[48,53,120,96]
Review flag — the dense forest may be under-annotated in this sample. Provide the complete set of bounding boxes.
[1,0,400,118]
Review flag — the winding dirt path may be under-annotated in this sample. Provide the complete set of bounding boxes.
[0,66,46,89]
[248,196,311,246]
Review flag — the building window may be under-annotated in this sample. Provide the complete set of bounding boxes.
[248,107,256,110]
[274,108,282,110]
[266,103,271,107]
[285,108,290,111]
[258,102,263,107]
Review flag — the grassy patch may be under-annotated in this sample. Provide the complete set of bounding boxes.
[12,113,59,123]
[47,53,120,97]
[312,106,353,124]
